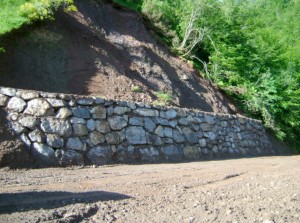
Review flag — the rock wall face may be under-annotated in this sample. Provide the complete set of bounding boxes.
[0,87,273,166]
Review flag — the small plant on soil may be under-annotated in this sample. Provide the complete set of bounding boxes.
[153,91,172,106]
[131,85,142,93]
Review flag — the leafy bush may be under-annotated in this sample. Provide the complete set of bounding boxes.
[120,0,300,150]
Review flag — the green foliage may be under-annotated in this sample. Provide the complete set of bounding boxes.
[154,91,172,106]
[112,0,143,11]
[121,0,300,150]
[0,0,28,35]
[19,0,77,21]
[131,85,142,93]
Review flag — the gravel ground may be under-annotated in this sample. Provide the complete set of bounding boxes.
[0,155,299,223]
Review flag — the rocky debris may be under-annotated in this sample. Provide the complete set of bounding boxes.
[0,88,273,167]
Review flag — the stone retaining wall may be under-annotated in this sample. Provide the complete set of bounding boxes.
[0,86,273,166]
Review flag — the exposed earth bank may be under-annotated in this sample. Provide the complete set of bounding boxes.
[0,0,237,113]
[0,156,299,223]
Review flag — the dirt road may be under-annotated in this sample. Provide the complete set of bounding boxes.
[0,156,299,223]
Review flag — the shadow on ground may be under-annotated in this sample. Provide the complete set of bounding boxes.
[0,190,132,214]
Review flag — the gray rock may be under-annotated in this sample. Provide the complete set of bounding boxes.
[114,106,130,115]
[91,106,106,119]
[212,145,218,153]
[164,138,174,144]
[183,146,199,160]
[28,129,42,143]
[8,113,18,121]
[204,115,215,124]
[20,134,31,147]
[144,118,156,132]
[107,106,114,116]
[56,107,72,119]
[182,128,198,144]
[87,146,112,165]
[221,121,228,127]
[161,109,177,119]
[173,130,185,143]
[18,90,39,100]
[154,126,164,137]
[41,118,72,137]
[72,124,88,136]
[204,131,217,141]
[46,134,64,148]
[11,122,26,134]
[169,120,177,128]
[87,119,96,132]
[90,131,105,145]
[108,116,127,130]
[129,117,144,126]
[46,98,65,107]
[200,123,212,132]
[71,107,90,119]
[178,118,189,125]
[66,138,86,151]
[40,92,57,98]
[126,126,147,145]
[32,143,57,165]
[161,145,182,161]
[105,131,125,144]
[202,148,210,155]
[7,97,26,112]
[199,138,207,147]
[127,102,136,110]
[177,109,186,117]
[146,133,163,146]
[24,98,54,116]
[191,124,200,131]
[70,117,86,124]
[164,127,173,138]
[0,94,8,106]
[135,108,159,117]
[140,147,160,161]
[0,87,16,96]
[116,145,135,162]
[155,117,169,126]
[76,97,94,105]
[69,100,76,106]
[18,116,37,129]
[96,121,110,133]
[60,150,84,166]
[94,97,105,104]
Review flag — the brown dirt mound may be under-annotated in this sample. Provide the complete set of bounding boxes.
[0,109,33,169]
[0,0,238,113]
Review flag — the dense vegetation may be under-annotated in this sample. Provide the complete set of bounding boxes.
[114,0,300,150]
[0,0,299,150]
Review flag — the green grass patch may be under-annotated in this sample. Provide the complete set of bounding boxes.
[153,91,172,107]
[0,0,29,35]
[112,0,142,12]
[131,85,142,93]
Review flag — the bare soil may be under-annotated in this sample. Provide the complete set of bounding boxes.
[0,0,237,113]
[0,156,299,223]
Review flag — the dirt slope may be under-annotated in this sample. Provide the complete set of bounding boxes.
[0,156,299,223]
[0,0,237,113]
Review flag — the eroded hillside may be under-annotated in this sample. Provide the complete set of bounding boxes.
[0,0,237,113]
